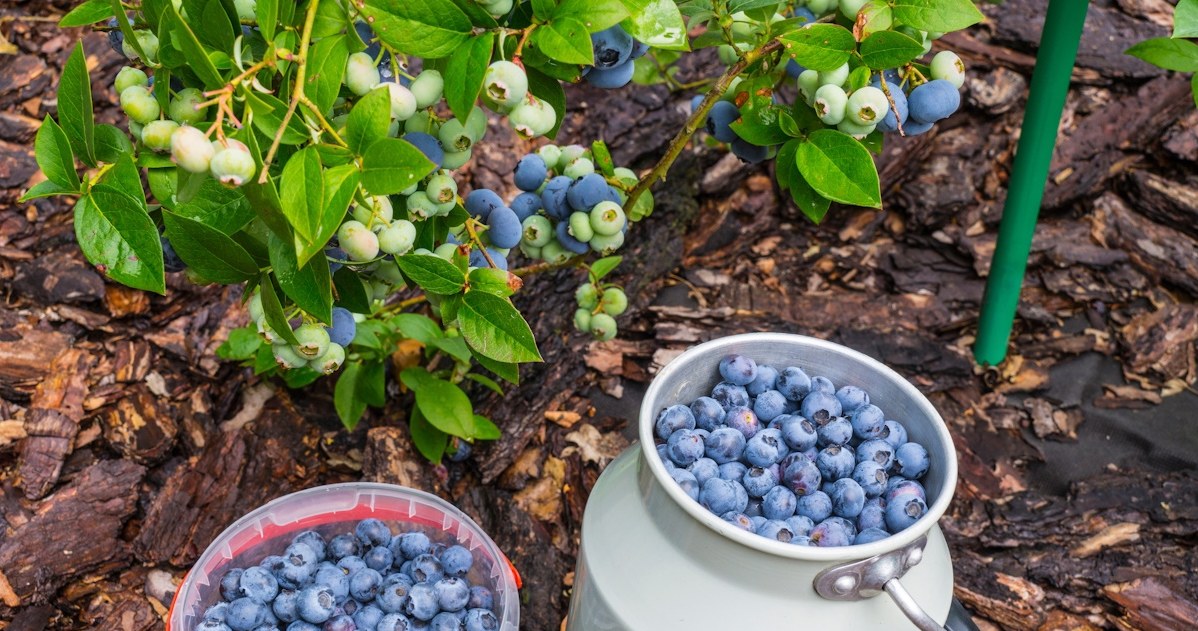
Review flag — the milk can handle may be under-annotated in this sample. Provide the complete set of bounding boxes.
[812,535,951,631]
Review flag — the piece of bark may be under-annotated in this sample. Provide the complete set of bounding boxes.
[0,459,145,606]
[0,324,71,390]
[1124,171,1198,242]
[102,386,179,464]
[17,347,96,499]
[1119,304,1198,386]
[362,425,437,492]
[11,249,106,306]
[1104,577,1198,631]
[1092,193,1198,296]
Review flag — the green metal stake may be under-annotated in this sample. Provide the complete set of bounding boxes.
[974,0,1090,366]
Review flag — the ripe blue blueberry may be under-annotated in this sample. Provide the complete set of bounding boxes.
[711,382,751,410]
[324,308,356,348]
[834,386,869,413]
[439,545,472,578]
[513,154,548,192]
[328,535,360,562]
[297,586,337,624]
[540,176,573,220]
[239,566,279,603]
[723,406,760,440]
[398,533,432,560]
[741,466,779,498]
[881,420,908,449]
[464,608,499,631]
[221,568,246,601]
[434,576,471,612]
[744,427,788,467]
[688,457,720,486]
[816,445,855,482]
[718,461,748,481]
[376,573,414,613]
[856,439,895,469]
[405,582,441,621]
[731,137,769,165]
[778,416,818,451]
[464,189,504,222]
[365,545,394,572]
[689,396,725,431]
[762,485,797,520]
[670,468,700,500]
[353,605,386,631]
[756,519,796,542]
[654,404,696,440]
[666,428,706,466]
[907,79,961,124]
[410,554,445,584]
[723,512,755,532]
[705,101,740,143]
[486,205,523,249]
[204,602,231,623]
[567,173,617,211]
[402,133,445,169]
[272,591,299,623]
[509,192,543,221]
[752,390,788,422]
[776,367,812,401]
[377,613,415,631]
[336,555,367,576]
[467,587,493,611]
[746,365,779,397]
[809,376,835,394]
[785,516,815,539]
[816,416,853,447]
[887,479,927,504]
[796,491,833,523]
[585,60,636,89]
[885,495,927,532]
[857,499,886,532]
[430,611,463,631]
[226,598,268,631]
[872,80,908,133]
[782,454,822,497]
[800,391,842,423]
[854,527,890,545]
[829,478,866,518]
[324,614,357,631]
[699,423,737,464]
[895,442,930,479]
[293,531,328,562]
[699,477,741,515]
[811,517,855,547]
[281,543,319,588]
[286,623,320,631]
[312,562,349,603]
[356,519,392,547]
[591,26,634,68]
[847,404,883,441]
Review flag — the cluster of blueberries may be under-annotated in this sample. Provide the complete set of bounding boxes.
[572,283,628,342]
[196,519,501,631]
[247,287,357,373]
[583,25,650,90]
[654,354,933,547]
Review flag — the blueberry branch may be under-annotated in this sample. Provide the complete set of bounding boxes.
[258,0,321,182]
[623,37,784,212]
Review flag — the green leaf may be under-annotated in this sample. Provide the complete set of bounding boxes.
[247,92,310,145]
[335,361,369,430]
[217,326,262,361]
[474,353,519,384]
[859,30,924,69]
[891,0,984,33]
[306,34,350,115]
[362,138,438,195]
[76,186,165,293]
[312,0,349,38]
[472,414,501,439]
[796,130,881,209]
[269,232,333,323]
[590,255,622,282]
[555,0,628,32]
[448,0,499,27]
[257,0,279,41]
[848,66,871,92]
[34,116,80,190]
[409,406,449,463]
[94,124,134,164]
[298,165,359,266]
[59,0,114,27]
[192,0,237,52]
[457,291,542,363]
[533,16,594,65]
[58,42,95,168]
[236,129,292,238]
[346,88,391,156]
[432,336,473,362]
[731,99,790,146]
[164,4,226,90]
[360,0,473,58]
[101,153,145,200]
[401,367,476,439]
[258,274,299,346]
[109,1,148,62]
[525,66,567,138]
[1177,0,1198,39]
[163,210,259,283]
[385,314,438,346]
[280,146,325,241]
[467,268,516,297]
[533,0,558,20]
[174,179,254,234]
[779,24,855,72]
[621,0,688,51]
[1193,73,1198,109]
[467,373,504,396]
[332,266,373,314]
[1126,37,1198,72]
[444,33,495,123]
[20,180,75,201]
[397,254,467,295]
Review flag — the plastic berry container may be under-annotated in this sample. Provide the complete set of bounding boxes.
[167,483,520,630]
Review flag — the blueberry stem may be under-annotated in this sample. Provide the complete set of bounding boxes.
[259,0,322,182]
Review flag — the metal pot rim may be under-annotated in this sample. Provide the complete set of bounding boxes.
[638,332,959,563]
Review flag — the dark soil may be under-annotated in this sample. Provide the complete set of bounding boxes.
[2,1,1198,629]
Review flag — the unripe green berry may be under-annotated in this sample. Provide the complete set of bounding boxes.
[613,167,637,186]
[384,83,418,121]
[353,195,394,229]
[589,230,625,254]
[234,0,256,21]
[522,215,553,247]
[441,149,472,170]
[122,31,159,63]
[378,219,417,255]
[120,86,160,124]
[558,145,587,169]
[508,97,556,140]
[563,157,595,180]
[930,50,966,89]
[345,52,380,96]
[629,189,654,222]
[293,323,330,359]
[169,88,207,125]
[601,287,628,316]
[482,61,528,110]
[141,119,179,152]
[464,106,488,141]
[438,118,473,153]
[837,118,876,139]
[404,111,437,135]
[272,343,308,370]
[247,292,264,322]
[797,69,821,105]
[808,0,834,12]
[481,0,514,18]
[818,63,850,88]
[540,240,571,264]
[338,220,381,261]
[410,70,445,109]
[259,321,281,344]
[589,313,618,341]
[372,260,406,286]
[425,173,458,205]
[537,145,563,171]
[310,342,345,374]
[568,211,594,242]
[170,125,216,173]
[589,201,626,237]
[129,120,143,138]
[434,242,458,260]
[209,139,256,188]
[847,86,889,125]
[115,66,148,95]
[520,243,542,259]
[840,0,869,19]
[574,308,593,332]
[575,283,599,310]
[406,190,440,219]
[814,84,848,125]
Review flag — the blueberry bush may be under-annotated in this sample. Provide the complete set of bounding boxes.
[1127,0,1198,103]
[28,0,981,462]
